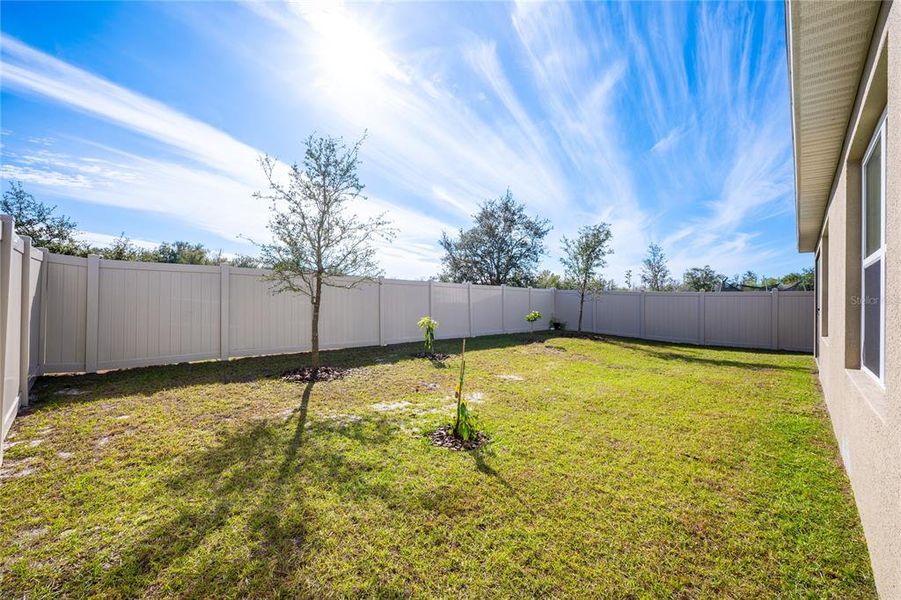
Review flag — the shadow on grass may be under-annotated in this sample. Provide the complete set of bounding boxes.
[471,447,537,517]
[31,331,811,414]
[67,379,406,596]
[31,334,552,408]
[600,336,814,373]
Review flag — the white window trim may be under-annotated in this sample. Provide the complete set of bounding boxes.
[860,111,887,386]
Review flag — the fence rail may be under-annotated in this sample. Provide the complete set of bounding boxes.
[0,216,814,462]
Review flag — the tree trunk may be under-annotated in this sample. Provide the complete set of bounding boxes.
[577,289,585,332]
[311,274,322,369]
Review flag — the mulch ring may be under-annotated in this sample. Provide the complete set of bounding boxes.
[412,351,451,362]
[428,425,489,451]
[281,366,354,383]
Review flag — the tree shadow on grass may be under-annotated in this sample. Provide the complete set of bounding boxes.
[470,447,537,518]
[63,379,405,597]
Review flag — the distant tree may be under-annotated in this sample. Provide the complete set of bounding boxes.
[439,189,551,286]
[254,133,394,369]
[1,181,82,254]
[561,223,613,331]
[534,269,562,289]
[95,233,145,261]
[781,267,814,290]
[740,270,758,286]
[624,269,633,290]
[640,243,670,291]
[682,265,724,292]
[154,241,214,265]
[228,254,261,269]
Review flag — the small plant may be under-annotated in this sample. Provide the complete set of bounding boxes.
[453,339,475,441]
[549,316,566,331]
[525,310,542,323]
[417,316,438,353]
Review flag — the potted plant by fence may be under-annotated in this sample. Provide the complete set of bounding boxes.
[253,133,396,381]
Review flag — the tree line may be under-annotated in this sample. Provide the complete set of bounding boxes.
[1,182,259,267]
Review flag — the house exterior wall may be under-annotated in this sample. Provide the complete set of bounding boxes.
[814,4,900,597]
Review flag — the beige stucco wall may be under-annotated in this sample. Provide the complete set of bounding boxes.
[815,4,900,597]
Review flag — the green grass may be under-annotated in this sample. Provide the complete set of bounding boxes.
[0,333,875,598]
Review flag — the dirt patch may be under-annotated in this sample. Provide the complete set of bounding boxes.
[414,381,439,392]
[544,344,567,353]
[412,351,450,362]
[281,366,354,383]
[496,374,524,381]
[428,425,489,451]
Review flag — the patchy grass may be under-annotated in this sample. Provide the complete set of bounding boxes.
[0,334,875,598]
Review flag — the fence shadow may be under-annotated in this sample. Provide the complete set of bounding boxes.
[29,333,555,407]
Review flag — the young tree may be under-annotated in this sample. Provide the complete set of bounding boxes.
[561,223,614,332]
[1,181,82,254]
[439,189,551,286]
[640,243,670,291]
[682,265,724,292]
[624,269,633,290]
[254,133,394,369]
[534,269,562,289]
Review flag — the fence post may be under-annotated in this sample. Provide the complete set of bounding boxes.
[18,236,31,407]
[698,292,706,345]
[0,217,14,465]
[500,284,506,333]
[639,291,646,339]
[219,265,230,360]
[85,254,100,373]
[378,278,385,346]
[771,290,780,350]
[467,282,473,338]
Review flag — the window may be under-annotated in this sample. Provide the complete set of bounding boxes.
[861,114,886,383]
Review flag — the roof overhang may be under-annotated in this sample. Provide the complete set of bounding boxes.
[786,1,881,252]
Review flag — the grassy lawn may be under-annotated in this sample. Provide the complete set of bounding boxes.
[0,334,875,598]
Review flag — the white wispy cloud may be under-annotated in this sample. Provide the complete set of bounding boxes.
[0,32,447,278]
[0,1,803,284]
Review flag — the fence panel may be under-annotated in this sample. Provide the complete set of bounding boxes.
[530,288,554,330]
[320,281,380,350]
[778,292,815,351]
[704,292,773,349]
[503,287,531,333]
[228,268,310,357]
[43,254,87,372]
[432,282,469,339]
[596,293,642,338]
[471,285,503,336]
[97,261,221,370]
[380,280,429,345]
[644,293,700,344]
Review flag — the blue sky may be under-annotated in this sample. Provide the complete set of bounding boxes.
[0,1,806,281]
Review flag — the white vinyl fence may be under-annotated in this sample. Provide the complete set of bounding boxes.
[0,215,814,462]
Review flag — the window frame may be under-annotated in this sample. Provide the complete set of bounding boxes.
[860,111,887,386]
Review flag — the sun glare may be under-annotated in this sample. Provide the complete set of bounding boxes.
[302,7,407,92]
